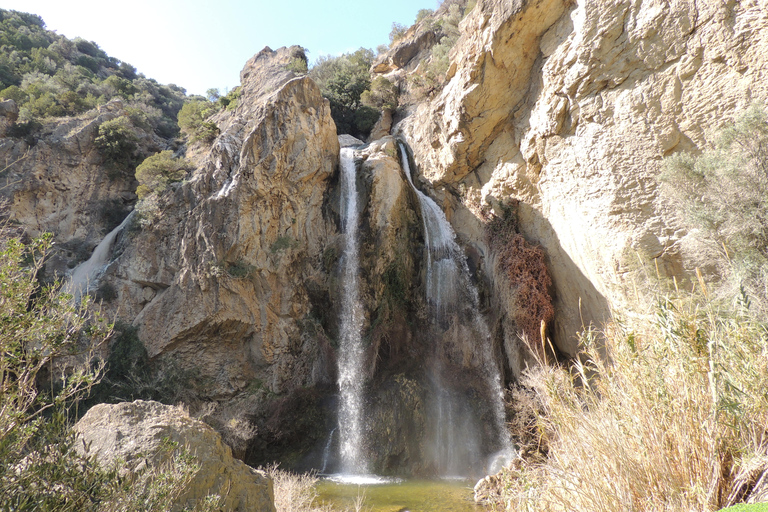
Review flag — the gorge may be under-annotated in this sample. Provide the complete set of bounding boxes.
[2,0,768,510]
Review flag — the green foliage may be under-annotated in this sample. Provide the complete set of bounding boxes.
[270,235,296,254]
[361,76,399,111]
[0,8,186,137]
[134,150,193,199]
[226,260,256,279]
[659,105,768,313]
[218,87,240,110]
[177,99,219,142]
[389,22,408,44]
[286,56,308,75]
[0,232,112,510]
[94,116,140,176]
[415,9,434,23]
[310,48,379,137]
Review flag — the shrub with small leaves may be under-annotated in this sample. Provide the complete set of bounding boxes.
[135,150,193,199]
[95,116,140,176]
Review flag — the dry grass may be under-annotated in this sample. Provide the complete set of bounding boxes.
[495,291,768,512]
[264,465,368,512]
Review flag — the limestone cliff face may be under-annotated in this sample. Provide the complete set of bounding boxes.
[105,47,339,400]
[0,99,162,277]
[388,0,768,353]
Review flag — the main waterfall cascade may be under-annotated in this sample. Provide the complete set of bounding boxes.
[330,142,514,479]
[397,142,515,475]
[335,147,368,475]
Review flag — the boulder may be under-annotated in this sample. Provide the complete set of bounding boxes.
[74,400,275,511]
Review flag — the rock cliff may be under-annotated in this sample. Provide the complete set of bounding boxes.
[0,98,164,278]
[386,0,768,353]
[105,46,338,398]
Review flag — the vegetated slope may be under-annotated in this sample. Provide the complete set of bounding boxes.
[0,8,196,277]
[0,9,186,138]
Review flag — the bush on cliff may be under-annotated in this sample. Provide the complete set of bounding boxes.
[135,150,193,199]
[310,48,379,138]
[660,104,768,314]
[177,99,219,143]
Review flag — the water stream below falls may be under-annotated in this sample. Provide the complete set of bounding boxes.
[316,478,482,512]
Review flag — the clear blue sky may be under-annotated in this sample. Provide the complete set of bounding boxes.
[1,0,439,96]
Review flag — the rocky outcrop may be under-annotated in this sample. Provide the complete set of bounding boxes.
[0,98,164,277]
[387,0,768,354]
[0,99,18,136]
[74,400,275,511]
[104,46,338,400]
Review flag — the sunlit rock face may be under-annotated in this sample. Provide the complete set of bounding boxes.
[385,0,768,354]
[0,98,161,278]
[105,46,340,402]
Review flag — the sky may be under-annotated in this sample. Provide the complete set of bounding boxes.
[1,0,439,96]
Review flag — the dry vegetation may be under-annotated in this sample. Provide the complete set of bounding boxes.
[483,106,768,512]
[493,286,768,511]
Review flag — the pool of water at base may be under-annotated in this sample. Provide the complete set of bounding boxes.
[315,477,484,512]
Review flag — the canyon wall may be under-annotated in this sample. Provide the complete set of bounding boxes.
[389,0,768,353]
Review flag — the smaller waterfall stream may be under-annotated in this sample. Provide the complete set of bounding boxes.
[336,148,368,475]
[398,142,515,474]
[64,212,133,301]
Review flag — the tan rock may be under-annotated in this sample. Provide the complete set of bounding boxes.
[394,0,768,354]
[74,400,275,512]
[105,47,339,400]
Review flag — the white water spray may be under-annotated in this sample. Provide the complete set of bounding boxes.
[336,148,368,475]
[64,212,133,301]
[398,143,515,473]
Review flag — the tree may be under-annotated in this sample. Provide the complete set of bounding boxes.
[135,150,194,199]
[177,99,219,142]
[309,48,379,138]
[94,116,140,175]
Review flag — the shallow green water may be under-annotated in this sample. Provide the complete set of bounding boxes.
[316,478,483,512]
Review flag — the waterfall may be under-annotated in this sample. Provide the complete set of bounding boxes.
[336,147,368,475]
[64,212,133,301]
[398,142,515,475]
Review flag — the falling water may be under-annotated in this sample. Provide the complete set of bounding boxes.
[64,212,133,302]
[321,428,336,474]
[398,142,515,474]
[336,148,368,475]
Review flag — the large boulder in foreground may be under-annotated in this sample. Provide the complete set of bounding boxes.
[74,400,275,512]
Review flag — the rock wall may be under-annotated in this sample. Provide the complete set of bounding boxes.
[0,99,163,278]
[389,0,768,353]
[105,47,339,398]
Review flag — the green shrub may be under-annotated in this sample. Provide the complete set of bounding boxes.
[286,56,308,74]
[177,99,219,142]
[389,22,408,44]
[134,150,193,199]
[415,8,434,23]
[361,76,399,111]
[218,87,241,110]
[309,48,380,138]
[95,116,140,175]
[659,105,768,313]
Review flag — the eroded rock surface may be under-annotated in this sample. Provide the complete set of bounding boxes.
[386,0,768,353]
[74,400,275,512]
